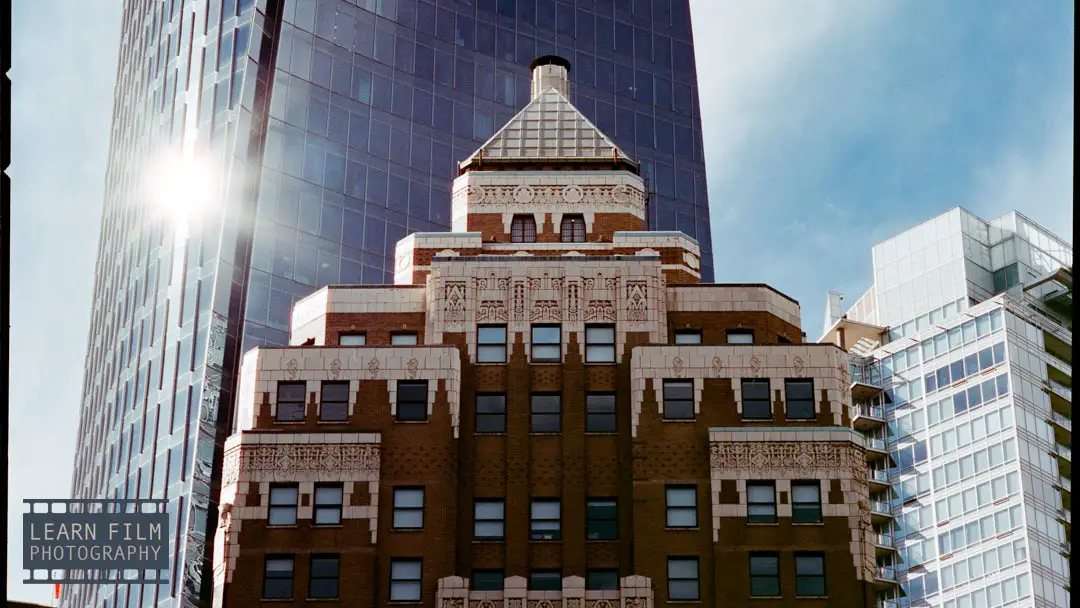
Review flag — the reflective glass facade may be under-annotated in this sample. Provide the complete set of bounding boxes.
[68,1,712,606]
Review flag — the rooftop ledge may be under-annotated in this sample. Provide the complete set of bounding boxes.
[819,316,888,349]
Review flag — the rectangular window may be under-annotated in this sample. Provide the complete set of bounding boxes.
[308,555,340,599]
[666,486,697,527]
[396,381,428,421]
[663,380,695,420]
[727,329,754,344]
[674,329,702,344]
[747,482,777,523]
[795,553,826,596]
[785,379,815,420]
[390,558,422,602]
[585,325,616,363]
[313,484,343,526]
[742,379,772,420]
[667,557,699,601]
[530,499,561,540]
[529,570,562,590]
[472,570,504,591]
[263,556,294,599]
[392,487,424,529]
[792,481,822,523]
[531,393,561,433]
[749,552,780,597]
[476,393,506,433]
[586,569,619,590]
[586,498,618,540]
[276,382,306,422]
[391,332,418,345]
[339,333,366,345]
[478,325,507,363]
[474,499,505,539]
[531,324,562,362]
[586,393,616,432]
[268,484,298,525]
[319,381,349,422]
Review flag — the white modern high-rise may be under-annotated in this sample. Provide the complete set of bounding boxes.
[821,208,1072,608]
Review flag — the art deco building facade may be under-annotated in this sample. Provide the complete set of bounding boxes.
[68,1,714,606]
[822,209,1072,608]
[212,58,879,607]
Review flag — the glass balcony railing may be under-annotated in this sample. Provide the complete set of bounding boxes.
[866,438,888,452]
[1051,411,1072,431]
[1049,379,1073,402]
[870,500,891,515]
[869,469,890,484]
[876,565,897,581]
[1060,477,1072,493]
[1058,508,1072,525]
[875,535,895,548]
[1055,443,1072,461]
[854,404,886,419]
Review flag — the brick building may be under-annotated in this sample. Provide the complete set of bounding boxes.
[212,57,880,608]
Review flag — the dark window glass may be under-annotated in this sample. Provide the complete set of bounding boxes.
[308,555,340,599]
[392,487,424,529]
[320,381,349,422]
[950,360,965,383]
[586,325,616,363]
[560,215,586,242]
[674,330,702,344]
[792,481,822,523]
[339,333,366,345]
[663,380,694,420]
[749,553,780,596]
[587,569,619,590]
[979,347,994,370]
[472,570,504,591]
[785,380,815,420]
[666,486,697,527]
[531,325,562,362]
[530,499,561,540]
[268,484,298,525]
[478,325,508,363]
[742,379,771,420]
[587,498,618,540]
[276,382,306,422]
[795,553,826,596]
[396,381,428,421]
[747,482,776,523]
[511,215,537,243]
[391,332,419,345]
[667,557,699,601]
[531,394,561,433]
[530,570,562,590]
[390,559,422,601]
[586,393,616,432]
[727,329,754,344]
[476,394,506,433]
[313,484,343,525]
[263,556,294,599]
[474,499,505,539]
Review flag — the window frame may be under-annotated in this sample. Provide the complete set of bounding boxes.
[313,483,343,526]
[585,324,616,363]
[268,483,299,526]
[784,379,815,420]
[665,485,698,528]
[476,393,507,433]
[276,381,306,422]
[727,329,754,344]
[674,329,702,344]
[530,498,562,540]
[263,555,295,599]
[586,498,618,540]
[560,214,587,243]
[747,481,777,523]
[477,324,508,363]
[319,381,350,422]
[667,556,700,601]
[586,569,620,591]
[794,552,827,597]
[395,380,429,422]
[530,393,561,433]
[531,324,562,362]
[791,481,823,523]
[391,332,419,346]
[663,379,695,420]
[389,558,423,602]
[338,333,366,346]
[471,569,505,591]
[474,499,506,540]
[511,214,537,243]
[529,570,562,591]
[585,392,617,433]
[741,379,772,420]
[308,554,340,599]
[749,552,780,597]
[392,486,425,530]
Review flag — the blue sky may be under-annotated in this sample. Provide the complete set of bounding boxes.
[7,1,1074,603]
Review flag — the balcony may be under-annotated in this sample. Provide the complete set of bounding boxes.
[1051,411,1072,432]
[1061,541,1071,558]
[873,565,899,589]
[865,438,890,465]
[870,500,893,525]
[874,534,898,557]
[1047,379,1073,416]
[853,404,887,432]
[851,381,885,404]
[1057,508,1072,526]
[868,468,890,492]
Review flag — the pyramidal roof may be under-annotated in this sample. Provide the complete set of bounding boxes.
[460,86,635,169]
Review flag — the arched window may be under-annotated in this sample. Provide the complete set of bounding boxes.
[511,215,537,243]
[560,215,586,243]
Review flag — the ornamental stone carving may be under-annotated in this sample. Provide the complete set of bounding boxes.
[441,599,465,608]
[711,356,724,377]
[748,356,762,378]
[407,358,420,379]
[626,281,648,322]
[531,300,561,322]
[329,359,342,380]
[477,300,509,323]
[229,443,380,480]
[367,358,380,379]
[563,184,584,203]
[671,357,685,378]
[445,281,467,323]
[710,442,862,476]
[792,356,806,378]
[566,282,581,321]
[286,358,300,380]
[513,184,535,203]
[512,282,527,321]
[584,300,616,322]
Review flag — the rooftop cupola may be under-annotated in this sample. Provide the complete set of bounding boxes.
[530,55,572,99]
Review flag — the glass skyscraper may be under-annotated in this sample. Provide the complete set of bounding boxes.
[66,1,713,606]
[822,208,1072,608]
